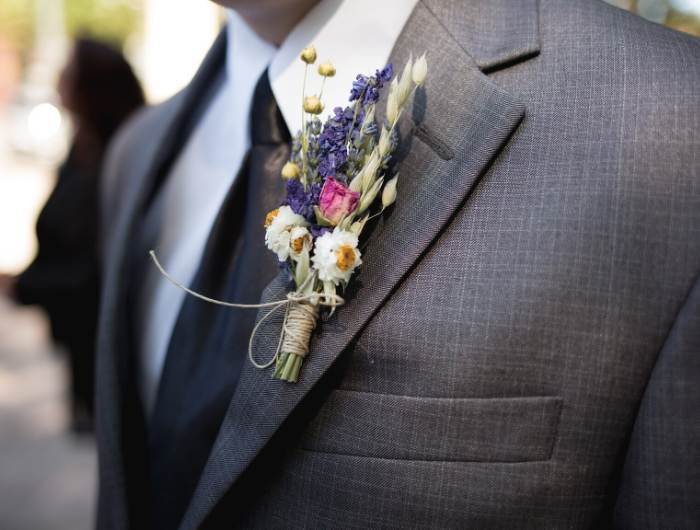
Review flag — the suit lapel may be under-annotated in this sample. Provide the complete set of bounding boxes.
[97,30,227,525]
[182,1,538,527]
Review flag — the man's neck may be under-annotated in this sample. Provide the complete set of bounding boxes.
[233,0,321,46]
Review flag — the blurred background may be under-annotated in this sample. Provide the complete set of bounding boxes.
[0,1,698,529]
[0,2,224,528]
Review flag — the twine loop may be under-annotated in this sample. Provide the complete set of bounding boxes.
[148,250,344,371]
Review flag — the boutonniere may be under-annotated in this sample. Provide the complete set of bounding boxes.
[262,46,427,382]
[151,46,427,383]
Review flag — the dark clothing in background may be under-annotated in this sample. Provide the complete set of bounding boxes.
[16,147,100,420]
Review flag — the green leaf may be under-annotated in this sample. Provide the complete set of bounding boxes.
[314,205,334,227]
[294,252,309,288]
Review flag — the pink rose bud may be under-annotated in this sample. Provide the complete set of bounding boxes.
[319,177,360,225]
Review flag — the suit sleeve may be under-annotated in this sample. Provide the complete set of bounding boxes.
[614,273,700,528]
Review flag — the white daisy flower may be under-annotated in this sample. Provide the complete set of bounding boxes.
[312,228,362,285]
[289,226,312,259]
[264,205,308,262]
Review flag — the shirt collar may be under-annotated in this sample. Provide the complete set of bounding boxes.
[227,0,419,136]
[225,10,277,101]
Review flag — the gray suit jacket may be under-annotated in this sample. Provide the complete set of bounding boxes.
[96,0,700,528]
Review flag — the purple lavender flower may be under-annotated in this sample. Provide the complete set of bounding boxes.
[284,179,322,222]
[349,76,368,103]
[317,106,356,179]
[316,65,393,180]
[310,225,331,239]
[349,64,393,105]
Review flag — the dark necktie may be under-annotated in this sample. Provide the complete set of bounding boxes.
[146,70,290,529]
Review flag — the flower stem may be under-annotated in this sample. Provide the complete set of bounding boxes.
[274,352,302,383]
[301,64,308,134]
[345,88,365,151]
[366,206,386,223]
[274,351,289,377]
[389,85,418,133]
[319,76,327,100]
[301,64,309,190]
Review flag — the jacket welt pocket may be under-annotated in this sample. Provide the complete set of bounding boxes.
[300,390,563,463]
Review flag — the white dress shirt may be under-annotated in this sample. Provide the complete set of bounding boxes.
[138,0,419,415]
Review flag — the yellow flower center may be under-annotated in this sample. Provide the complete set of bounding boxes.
[264,208,279,228]
[292,236,307,254]
[336,244,356,272]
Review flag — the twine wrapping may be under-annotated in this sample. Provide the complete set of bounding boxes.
[280,301,319,359]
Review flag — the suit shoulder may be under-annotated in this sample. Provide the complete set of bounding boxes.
[528,2,700,190]
[99,89,186,253]
[104,89,185,169]
[539,0,700,130]
[101,89,186,208]
[542,0,700,72]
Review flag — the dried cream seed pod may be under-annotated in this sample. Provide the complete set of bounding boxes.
[361,151,381,193]
[381,175,398,208]
[386,78,400,125]
[303,95,324,114]
[358,177,384,213]
[318,61,336,77]
[398,55,414,106]
[281,161,301,180]
[349,172,363,193]
[361,104,376,133]
[378,126,391,158]
[350,215,369,236]
[412,53,428,86]
[300,45,317,64]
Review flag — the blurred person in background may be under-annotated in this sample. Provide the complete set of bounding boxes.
[1,37,144,433]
